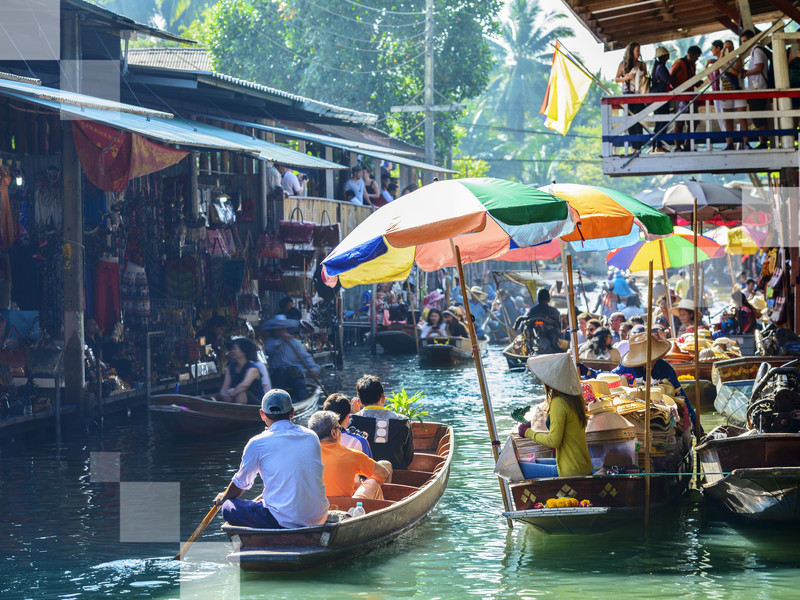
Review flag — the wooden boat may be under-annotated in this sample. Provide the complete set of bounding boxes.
[222,421,453,571]
[150,384,321,436]
[714,379,753,428]
[503,466,691,534]
[375,324,418,354]
[668,360,714,381]
[504,344,617,374]
[696,425,800,521]
[419,336,486,365]
[711,355,796,386]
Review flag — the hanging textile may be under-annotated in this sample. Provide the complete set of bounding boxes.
[72,121,188,193]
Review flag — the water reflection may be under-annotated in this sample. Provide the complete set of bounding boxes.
[1,346,799,599]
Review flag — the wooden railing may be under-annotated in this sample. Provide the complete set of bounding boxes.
[283,196,374,239]
[599,89,800,176]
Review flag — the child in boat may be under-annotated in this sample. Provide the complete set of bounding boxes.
[517,353,593,478]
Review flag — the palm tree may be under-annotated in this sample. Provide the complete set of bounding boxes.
[471,0,574,142]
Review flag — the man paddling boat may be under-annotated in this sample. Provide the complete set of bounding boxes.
[213,389,329,529]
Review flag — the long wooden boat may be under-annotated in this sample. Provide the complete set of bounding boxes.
[503,346,615,373]
[375,324,418,354]
[711,355,797,386]
[419,336,486,365]
[150,384,321,436]
[222,421,453,571]
[668,360,714,381]
[696,425,800,521]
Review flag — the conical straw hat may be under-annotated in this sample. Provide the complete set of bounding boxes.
[526,353,582,396]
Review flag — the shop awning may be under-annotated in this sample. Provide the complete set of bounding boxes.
[1,91,347,169]
[209,118,457,174]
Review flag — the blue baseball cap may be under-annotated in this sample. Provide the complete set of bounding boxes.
[262,389,293,415]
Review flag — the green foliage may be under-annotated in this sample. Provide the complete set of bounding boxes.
[452,155,490,179]
[386,388,429,426]
[95,0,209,30]
[200,0,500,161]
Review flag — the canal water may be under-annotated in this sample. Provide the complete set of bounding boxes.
[2,346,799,600]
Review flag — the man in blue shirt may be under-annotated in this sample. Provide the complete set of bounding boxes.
[343,165,365,205]
[262,314,320,401]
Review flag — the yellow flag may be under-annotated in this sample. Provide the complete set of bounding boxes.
[540,43,593,135]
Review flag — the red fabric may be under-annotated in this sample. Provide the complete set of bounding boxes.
[72,120,188,193]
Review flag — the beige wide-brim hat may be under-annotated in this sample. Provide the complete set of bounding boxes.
[670,298,696,317]
[622,332,672,367]
[526,353,583,396]
[469,286,488,301]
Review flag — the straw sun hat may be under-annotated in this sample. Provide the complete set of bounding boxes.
[669,298,696,317]
[469,286,488,301]
[622,332,672,367]
[526,353,582,396]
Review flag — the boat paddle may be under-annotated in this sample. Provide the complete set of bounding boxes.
[174,482,236,561]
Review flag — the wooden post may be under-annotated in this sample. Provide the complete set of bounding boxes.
[453,244,513,526]
[190,151,199,219]
[407,277,420,354]
[693,200,702,463]
[336,288,344,368]
[644,261,654,528]
[658,239,674,335]
[727,252,737,292]
[370,283,377,356]
[325,147,335,200]
[61,15,86,417]
[566,255,581,380]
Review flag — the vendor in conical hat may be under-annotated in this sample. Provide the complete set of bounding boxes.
[517,353,593,478]
[611,331,697,427]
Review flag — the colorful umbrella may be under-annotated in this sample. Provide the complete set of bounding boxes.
[606,228,724,272]
[708,226,768,255]
[543,183,674,251]
[321,178,577,288]
[661,180,743,222]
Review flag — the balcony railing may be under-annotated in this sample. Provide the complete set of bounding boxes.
[600,89,800,176]
[282,196,374,239]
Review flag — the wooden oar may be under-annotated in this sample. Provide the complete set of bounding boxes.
[174,498,225,560]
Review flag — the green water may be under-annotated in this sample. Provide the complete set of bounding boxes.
[1,347,799,600]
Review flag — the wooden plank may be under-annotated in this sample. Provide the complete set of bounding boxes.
[765,0,800,26]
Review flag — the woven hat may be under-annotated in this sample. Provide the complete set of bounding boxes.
[584,379,611,397]
[526,353,582,396]
[261,313,300,331]
[655,46,670,58]
[469,286,488,301]
[622,332,671,367]
[670,298,696,317]
[597,373,627,394]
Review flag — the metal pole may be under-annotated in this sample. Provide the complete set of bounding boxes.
[658,239,674,335]
[407,279,420,354]
[336,289,344,368]
[423,0,435,182]
[453,244,513,527]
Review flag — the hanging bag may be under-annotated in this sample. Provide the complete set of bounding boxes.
[258,231,286,259]
[258,266,283,292]
[0,325,26,369]
[281,248,316,271]
[279,206,314,243]
[312,210,341,248]
[237,264,261,321]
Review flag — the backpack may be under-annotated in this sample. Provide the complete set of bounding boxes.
[753,45,774,89]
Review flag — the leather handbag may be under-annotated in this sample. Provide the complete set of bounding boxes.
[258,231,286,259]
[312,210,340,248]
[25,338,63,378]
[258,267,283,292]
[281,249,315,271]
[279,206,314,243]
[0,325,25,368]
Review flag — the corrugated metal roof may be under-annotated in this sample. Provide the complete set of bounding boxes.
[65,0,192,45]
[0,75,171,118]
[127,48,212,72]
[2,91,347,170]
[208,117,415,157]
[241,121,456,174]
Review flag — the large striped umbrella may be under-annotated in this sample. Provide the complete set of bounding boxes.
[321,178,577,288]
[606,227,725,272]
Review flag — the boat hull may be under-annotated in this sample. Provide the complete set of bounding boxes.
[222,422,453,570]
[376,326,418,354]
[420,337,485,365]
[150,387,320,436]
[711,356,796,386]
[696,427,800,521]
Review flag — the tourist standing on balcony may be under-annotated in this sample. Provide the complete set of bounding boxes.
[670,46,702,151]
[740,30,770,149]
[615,42,648,150]
[276,164,307,197]
[362,168,382,206]
[344,165,366,204]
[716,40,750,150]
[651,46,672,151]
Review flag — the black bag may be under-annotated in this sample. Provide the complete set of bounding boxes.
[281,249,316,271]
[312,210,341,248]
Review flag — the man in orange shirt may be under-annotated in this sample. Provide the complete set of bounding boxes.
[669,45,702,151]
[308,411,391,499]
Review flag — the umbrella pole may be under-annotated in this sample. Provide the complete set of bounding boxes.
[645,260,654,529]
[493,273,516,342]
[407,278,420,354]
[658,239,674,336]
[566,255,581,380]
[453,244,513,528]
[693,200,702,484]
[727,252,737,292]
